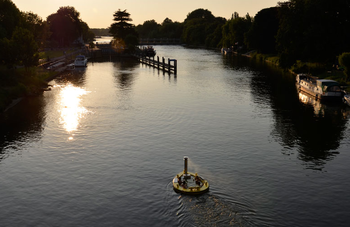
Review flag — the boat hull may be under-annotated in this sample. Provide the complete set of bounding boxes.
[74,55,88,67]
[296,74,343,100]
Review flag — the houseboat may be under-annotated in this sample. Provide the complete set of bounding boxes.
[296,74,343,100]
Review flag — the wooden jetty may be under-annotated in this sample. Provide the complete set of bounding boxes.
[88,44,177,75]
[138,54,177,75]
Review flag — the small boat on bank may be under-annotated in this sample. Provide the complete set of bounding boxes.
[172,156,209,195]
[74,55,87,67]
[296,74,343,100]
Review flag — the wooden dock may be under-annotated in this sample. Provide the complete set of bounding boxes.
[138,55,177,75]
[88,44,177,75]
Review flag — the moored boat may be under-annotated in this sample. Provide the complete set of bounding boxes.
[296,74,343,100]
[172,156,209,195]
[74,55,87,67]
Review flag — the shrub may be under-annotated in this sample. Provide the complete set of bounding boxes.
[338,52,350,81]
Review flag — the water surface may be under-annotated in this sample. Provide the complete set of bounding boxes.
[1,46,350,227]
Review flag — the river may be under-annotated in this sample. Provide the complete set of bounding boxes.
[1,45,350,227]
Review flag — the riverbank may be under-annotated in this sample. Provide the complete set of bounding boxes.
[0,48,86,112]
[242,51,350,92]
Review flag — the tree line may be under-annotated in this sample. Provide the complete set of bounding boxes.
[0,0,94,69]
[1,0,350,74]
[136,1,350,73]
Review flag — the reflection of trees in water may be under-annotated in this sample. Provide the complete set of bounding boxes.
[113,60,139,89]
[0,96,46,161]
[225,56,348,170]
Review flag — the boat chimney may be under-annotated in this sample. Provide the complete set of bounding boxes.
[184,156,188,174]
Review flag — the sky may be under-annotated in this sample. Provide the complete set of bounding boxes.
[12,0,281,28]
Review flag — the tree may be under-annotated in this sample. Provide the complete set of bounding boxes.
[339,52,350,81]
[47,6,83,47]
[276,0,350,68]
[109,9,138,49]
[21,12,49,48]
[0,27,38,68]
[80,21,95,43]
[221,13,252,52]
[246,7,279,54]
[135,20,160,38]
[159,18,183,39]
[182,8,224,47]
[0,0,22,39]
[12,27,39,68]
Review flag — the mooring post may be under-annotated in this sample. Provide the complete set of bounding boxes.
[174,59,177,75]
[168,58,171,72]
[157,56,160,69]
[162,57,165,71]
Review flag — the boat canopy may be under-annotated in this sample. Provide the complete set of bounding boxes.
[317,79,341,92]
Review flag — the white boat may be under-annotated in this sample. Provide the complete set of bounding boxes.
[74,55,87,67]
[296,74,343,100]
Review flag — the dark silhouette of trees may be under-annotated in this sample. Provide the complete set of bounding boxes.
[246,7,279,54]
[135,18,183,39]
[277,0,350,68]
[0,0,39,68]
[159,18,183,39]
[339,53,350,81]
[0,0,22,39]
[221,13,252,52]
[109,9,138,49]
[135,20,160,38]
[182,8,226,47]
[47,6,85,47]
[11,27,39,68]
[21,12,49,48]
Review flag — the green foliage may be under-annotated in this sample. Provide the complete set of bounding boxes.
[338,52,350,81]
[109,9,136,39]
[109,9,138,48]
[0,0,22,39]
[182,9,226,47]
[11,27,39,68]
[135,20,160,38]
[47,6,83,47]
[290,60,327,75]
[80,21,95,43]
[221,13,252,52]
[21,12,49,48]
[135,18,183,40]
[246,7,279,54]
[276,0,350,66]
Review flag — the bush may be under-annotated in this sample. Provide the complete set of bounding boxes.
[338,52,350,81]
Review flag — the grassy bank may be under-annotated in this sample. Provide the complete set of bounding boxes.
[39,49,77,61]
[250,52,350,92]
[1,48,84,112]
[0,66,56,112]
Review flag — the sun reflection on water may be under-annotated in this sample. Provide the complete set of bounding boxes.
[58,83,90,134]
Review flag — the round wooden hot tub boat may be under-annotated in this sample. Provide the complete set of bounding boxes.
[172,156,209,195]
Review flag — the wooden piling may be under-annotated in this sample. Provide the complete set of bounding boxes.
[137,53,177,75]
